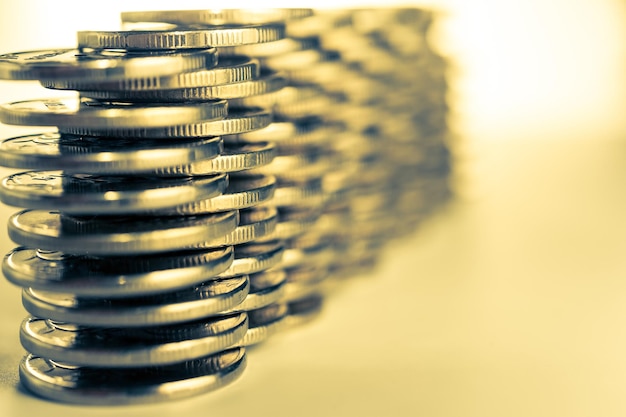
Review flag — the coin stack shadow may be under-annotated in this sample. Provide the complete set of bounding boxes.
[0,7,452,405]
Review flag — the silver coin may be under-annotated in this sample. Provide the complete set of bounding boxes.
[271,177,325,209]
[216,240,284,279]
[234,303,287,347]
[155,141,275,176]
[226,116,343,149]
[282,265,331,302]
[219,37,318,58]
[121,9,313,25]
[41,55,260,91]
[2,246,234,297]
[78,23,285,50]
[8,209,238,255]
[257,207,321,241]
[20,313,248,367]
[230,85,334,119]
[21,275,249,327]
[79,71,287,102]
[232,268,286,312]
[0,132,223,174]
[250,146,340,182]
[283,293,324,328]
[0,97,228,129]
[281,233,337,269]
[62,106,271,139]
[0,171,228,214]
[19,348,246,405]
[201,206,277,248]
[152,173,276,215]
[260,48,324,72]
[0,48,217,81]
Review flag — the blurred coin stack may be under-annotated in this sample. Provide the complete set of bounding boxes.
[0,7,452,405]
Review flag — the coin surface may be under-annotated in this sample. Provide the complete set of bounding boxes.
[216,240,284,278]
[0,48,217,81]
[78,23,285,50]
[2,246,234,297]
[151,173,276,215]
[0,133,224,174]
[230,268,286,312]
[79,71,287,102]
[155,141,275,176]
[7,209,239,255]
[0,97,228,129]
[20,313,248,367]
[21,275,249,326]
[41,55,260,91]
[121,9,313,25]
[234,302,287,347]
[0,171,228,214]
[201,206,277,247]
[19,348,246,405]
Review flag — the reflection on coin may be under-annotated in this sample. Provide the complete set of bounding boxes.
[7,209,238,255]
[219,37,319,58]
[284,293,324,328]
[258,207,320,241]
[0,48,217,81]
[66,106,271,139]
[0,171,228,214]
[271,177,325,209]
[78,24,285,50]
[2,246,234,297]
[20,313,248,367]
[201,206,277,247]
[234,303,287,347]
[226,116,343,149]
[155,142,275,176]
[41,56,260,91]
[21,275,249,327]
[80,71,287,102]
[0,97,228,129]
[281,234,337,269]
[19,348,246,405]
[0,133,224,174]
[250,147,339,181]
[121,9,313,25]
[231,268,286,312]
[216,240,283,278]
[230,85,333,119]
[152,173,276,215]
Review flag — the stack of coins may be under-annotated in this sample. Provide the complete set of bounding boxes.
[0,7,452,405]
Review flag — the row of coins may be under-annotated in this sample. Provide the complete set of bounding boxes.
[0,7,452,405]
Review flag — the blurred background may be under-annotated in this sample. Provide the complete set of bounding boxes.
[0,1,625,416]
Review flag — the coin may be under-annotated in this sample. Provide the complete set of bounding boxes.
[79,71,287,102]
[151,173,276,215]
[0,48,218,81]
[250,146,339,182]
[155,142,275,176]
[230,85,333,119]
[216,240,284,279]
[0,171,228,214]
[257,207,320,241]
[283,293,324,328]
[219,37,319,58]
[21,275,249,326]
[226,116,343,149]
[19,348,246,405]
[41,55,260,91]
[201,206,277,247]
[121,9,313,25]
[78,23,285,50]
[271,177,325,209]
[280,234,337,269]
[0,97,228,129]
[7,209,239,255]
[2,246,234,297]
[20,313,248,367]
[234,303,287,347]
[232,268,286,312]
[62,106,270,139]
[0,133,224,174]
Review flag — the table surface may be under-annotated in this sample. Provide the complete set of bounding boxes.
[1,1,626,416]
